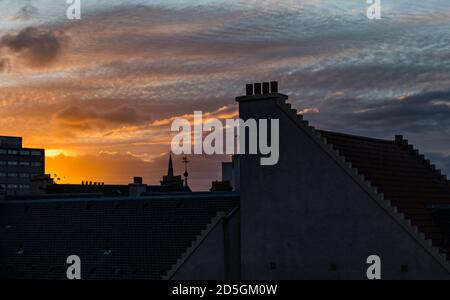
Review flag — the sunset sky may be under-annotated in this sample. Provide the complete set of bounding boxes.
[1,0,450,190]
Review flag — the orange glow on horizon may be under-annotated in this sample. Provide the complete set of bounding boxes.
[45,149,71,158]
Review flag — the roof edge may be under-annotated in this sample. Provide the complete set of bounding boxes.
[276,100,450,274]
[0,191,240,205]
[316,129,393,144]
[162,211,228,280]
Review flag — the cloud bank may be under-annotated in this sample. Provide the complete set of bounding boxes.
[0,1,449,188]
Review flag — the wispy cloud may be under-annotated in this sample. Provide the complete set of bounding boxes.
[1,1,450,187]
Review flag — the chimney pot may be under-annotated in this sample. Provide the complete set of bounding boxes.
[270,81,278,93]
[245,84,253,96]
[262,82,270,94]
[134,177,143,185]
[254,83,262,95]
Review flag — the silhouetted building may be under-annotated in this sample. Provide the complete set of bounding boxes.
[30,174,54,195]
[12,154,191,199]
[220,156,240,191]
[160,154,184,188]
[232,82,450,279]
[0,136,44,195]
[45,183,129,197]
[210,180,232,192]
[1,83,450,279]
[147,154,191,193]
[0,192,238,279]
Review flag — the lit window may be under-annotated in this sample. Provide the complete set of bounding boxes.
[19,185,30,189]
[20,150,30,156]
[8,161,18,166]
[7,150,18,155]
[19,162,30,166]
[7,184,18,189]
[31,151,42,156]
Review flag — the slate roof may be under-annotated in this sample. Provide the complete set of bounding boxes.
[0,192,239,279]
[318,130,450,257]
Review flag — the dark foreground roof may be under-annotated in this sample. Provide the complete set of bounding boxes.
[319,130,450,257]
[45,184,130,197]
[0,192,239,279]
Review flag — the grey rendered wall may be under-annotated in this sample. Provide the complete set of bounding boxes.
[224,209,241,279]
[238,97,450,280]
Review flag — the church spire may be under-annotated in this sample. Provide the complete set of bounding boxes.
[167,153,174,178]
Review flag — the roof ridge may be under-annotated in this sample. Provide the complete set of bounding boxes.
[276,99,450,273]
[317,129,393,144]
[395,137,449,187]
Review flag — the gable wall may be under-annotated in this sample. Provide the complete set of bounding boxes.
[238,97,449,279]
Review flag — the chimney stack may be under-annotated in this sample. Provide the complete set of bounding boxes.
[129,176,147,197]
[238,81,284,102]
[244,81,280,96]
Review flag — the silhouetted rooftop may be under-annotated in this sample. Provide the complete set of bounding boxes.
[0,192,239,279]
[319,129,450,257]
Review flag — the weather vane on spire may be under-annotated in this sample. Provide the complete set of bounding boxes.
[182,156,190,187]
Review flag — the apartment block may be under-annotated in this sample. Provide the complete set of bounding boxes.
[0,136,45,195]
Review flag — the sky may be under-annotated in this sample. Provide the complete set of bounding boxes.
[0,0,450,190]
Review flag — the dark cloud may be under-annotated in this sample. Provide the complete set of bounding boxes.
[285,64,450,92]
[2,2,450,188]
[0,58,10,73]
[350,91,450,133]
[306,89,450,138]
[55,105,152,130]
[56,106,97,122]
[14,3,39,20]
[102,106,145,124]
[0,27,66,68]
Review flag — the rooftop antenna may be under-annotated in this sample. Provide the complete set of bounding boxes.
[182,156,190,187]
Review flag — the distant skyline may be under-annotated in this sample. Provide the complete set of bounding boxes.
[1,0,450,190]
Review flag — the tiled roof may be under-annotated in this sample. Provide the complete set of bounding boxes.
[318,130,450,257]
[0,192,239,279]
